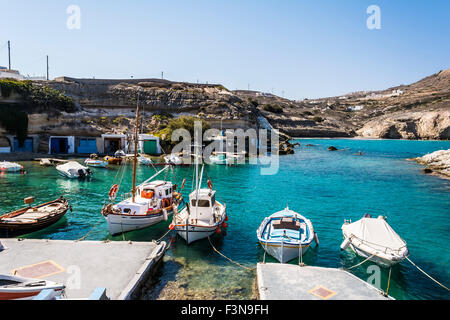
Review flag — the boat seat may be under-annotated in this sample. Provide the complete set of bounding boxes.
[273,218,301,231]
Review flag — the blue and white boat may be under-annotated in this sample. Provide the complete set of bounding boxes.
[257,207,318,263]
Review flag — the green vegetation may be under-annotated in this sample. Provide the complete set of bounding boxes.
[248,98,259,108]
[0,79,76,113]
[156,116,211,147]
[0,105,28,146]
[262,103,283,114]
[312,116,324,123]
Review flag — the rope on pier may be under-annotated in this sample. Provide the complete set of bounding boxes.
[75,215,104,242]
[344,254,376,270]
[155,228,173,243]
[208,236,255,272]
[406,257,449,291]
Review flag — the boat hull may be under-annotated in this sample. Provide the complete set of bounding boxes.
[175,225,218,244]
[260,240,311,263]
[85,160,108,168]
[0,198,69,237]
[0,275,64,300]
[105,210,173,236]
[347,242,405,268]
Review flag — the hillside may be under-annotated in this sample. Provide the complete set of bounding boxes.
[235,69,449,139]
[0,69,449,152]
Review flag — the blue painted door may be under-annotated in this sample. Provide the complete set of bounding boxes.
[77,138,97,154]
[13,138,33,152]
[50,138,69,154]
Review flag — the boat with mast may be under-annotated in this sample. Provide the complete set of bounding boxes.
[171,144,228,244]
[100,99,182,236]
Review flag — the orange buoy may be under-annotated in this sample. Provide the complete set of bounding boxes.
[215,227,221,234]
[225,215,229,221]
[222,222,228,229]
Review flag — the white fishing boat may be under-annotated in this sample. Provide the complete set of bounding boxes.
[341,214,409,267]
[138,155,153,165]
[0,274,65,300]
[0,161,23,173]
[164,153,183,165]
[172,149,227,244]
[208,152,245,165]
[84,158,108,168]
[257,207,318,263]
[56,161,92,179]
[101,101,182,236]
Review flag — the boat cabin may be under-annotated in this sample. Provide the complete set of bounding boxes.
[115,180,174,215]
[138,180,174,201]
[188,189,216,220]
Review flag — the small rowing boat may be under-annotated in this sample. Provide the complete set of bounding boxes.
[164,153,183,165]
[84,158,109,168]
[341,214,409,267]
[0,161,23,173]
[0,274,65,300]
[138,155,153,165]
[257,206,318,263]
[0,197,70,236]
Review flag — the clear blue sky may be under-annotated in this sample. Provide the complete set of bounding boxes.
[1,0,449,99]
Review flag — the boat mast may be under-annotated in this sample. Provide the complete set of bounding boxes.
[131,94,140,202]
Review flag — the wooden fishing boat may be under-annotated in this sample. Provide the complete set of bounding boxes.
[0,197,70,236]
[257,207,318,263]
[0,161,23,172]
[172,149,228,244]
[85,158,109,168]
[104,155,123,165]
[0,274,65,300]
[101,101,182,236]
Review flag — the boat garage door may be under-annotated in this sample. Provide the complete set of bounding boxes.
[13,137,33,152]
[77,138,98,154]
[50,137,69,154]
[143,140,157,155]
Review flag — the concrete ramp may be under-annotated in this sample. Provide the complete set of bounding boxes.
[0,238,166,299]
[257,263,391,300]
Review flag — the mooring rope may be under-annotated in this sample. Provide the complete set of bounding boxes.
[344,254,376,270]
[155,228,173,243]
[406,257,450,291]
[208,236,255,272]
[75,215,104,242]
[384,267,392,297]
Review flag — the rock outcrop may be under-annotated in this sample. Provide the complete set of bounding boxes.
[356,109,450,140]
[410,149,450,178]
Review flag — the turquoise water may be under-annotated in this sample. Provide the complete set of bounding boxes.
[1,139,449,300]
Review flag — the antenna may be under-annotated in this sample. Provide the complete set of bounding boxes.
[7,40,11,70]
[46,55,49,80]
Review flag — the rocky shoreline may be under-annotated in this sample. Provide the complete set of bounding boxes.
[410,149,450,179]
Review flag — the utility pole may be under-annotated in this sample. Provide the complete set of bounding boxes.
[46,55,49,80]
[161,71,164,79]
[7,40,11,70]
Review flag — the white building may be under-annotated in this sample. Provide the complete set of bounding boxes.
[0,66,46,80]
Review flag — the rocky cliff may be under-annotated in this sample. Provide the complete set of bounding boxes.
[1,69,449,142]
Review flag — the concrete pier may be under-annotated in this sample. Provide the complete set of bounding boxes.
[0,238,166,299]
[256,263,391,300]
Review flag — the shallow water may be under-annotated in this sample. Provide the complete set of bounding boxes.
[1,139,449,300]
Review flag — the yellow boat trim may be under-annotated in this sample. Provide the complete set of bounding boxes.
[259,241,311,249]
